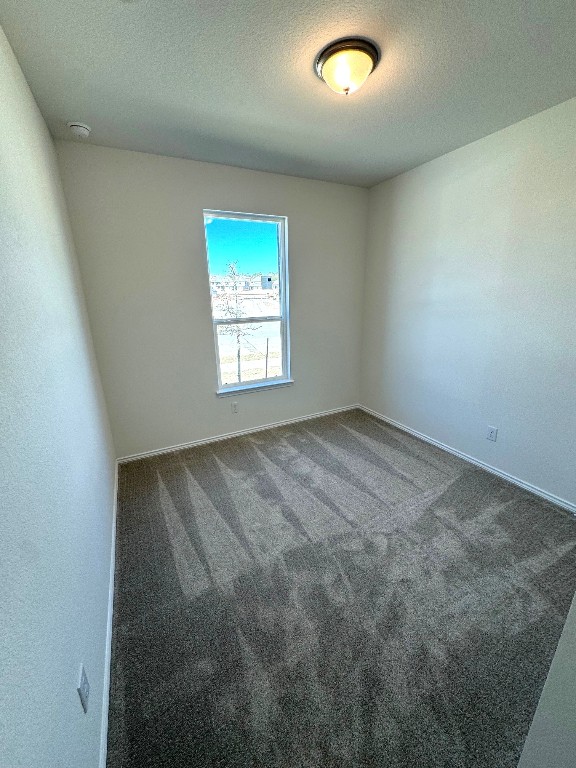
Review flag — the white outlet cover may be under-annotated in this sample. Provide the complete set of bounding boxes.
[77,664,90,713]
[487,426,498,442]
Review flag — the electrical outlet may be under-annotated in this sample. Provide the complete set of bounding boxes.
[231,401,238,414]
[77,664,90,713]
[487,426,498,442]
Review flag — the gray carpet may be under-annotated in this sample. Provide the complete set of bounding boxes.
[107,409,576,768]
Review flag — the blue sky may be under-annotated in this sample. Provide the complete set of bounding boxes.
[204,216,279,276]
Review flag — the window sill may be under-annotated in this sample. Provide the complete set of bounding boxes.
[216,378,294,397]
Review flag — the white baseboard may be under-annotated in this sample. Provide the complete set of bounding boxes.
[359,405,576,516]
[117,405,361,463]
[117,402,575,514]
[99,462,118,768]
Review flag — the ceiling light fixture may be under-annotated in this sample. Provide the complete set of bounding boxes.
[315,37,380,96]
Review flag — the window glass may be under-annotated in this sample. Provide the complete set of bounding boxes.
[204,211,290,393]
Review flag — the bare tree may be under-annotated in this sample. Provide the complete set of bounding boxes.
[218,262,261,383]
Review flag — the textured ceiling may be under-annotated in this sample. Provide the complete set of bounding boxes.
[2,0,576,186]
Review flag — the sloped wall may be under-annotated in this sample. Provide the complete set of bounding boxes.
[0,27,115,768]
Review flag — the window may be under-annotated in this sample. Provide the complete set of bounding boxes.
[203,210,291,395]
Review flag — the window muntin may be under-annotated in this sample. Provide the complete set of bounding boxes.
[203,210,291,394]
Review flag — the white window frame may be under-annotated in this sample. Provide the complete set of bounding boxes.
[203,209,292,396]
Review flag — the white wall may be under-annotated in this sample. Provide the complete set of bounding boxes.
[361,97,576,510]
[0,28,116,768]
[56,142,368,458]
[519,591,576,768]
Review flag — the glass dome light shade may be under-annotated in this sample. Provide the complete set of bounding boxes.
[315,38,379,95]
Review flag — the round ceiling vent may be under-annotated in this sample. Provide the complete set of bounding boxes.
[66,122,91,139]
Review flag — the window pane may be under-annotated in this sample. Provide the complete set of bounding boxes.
[204,216,281,320]
[203,210,290,393]
[216,321,283,386]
